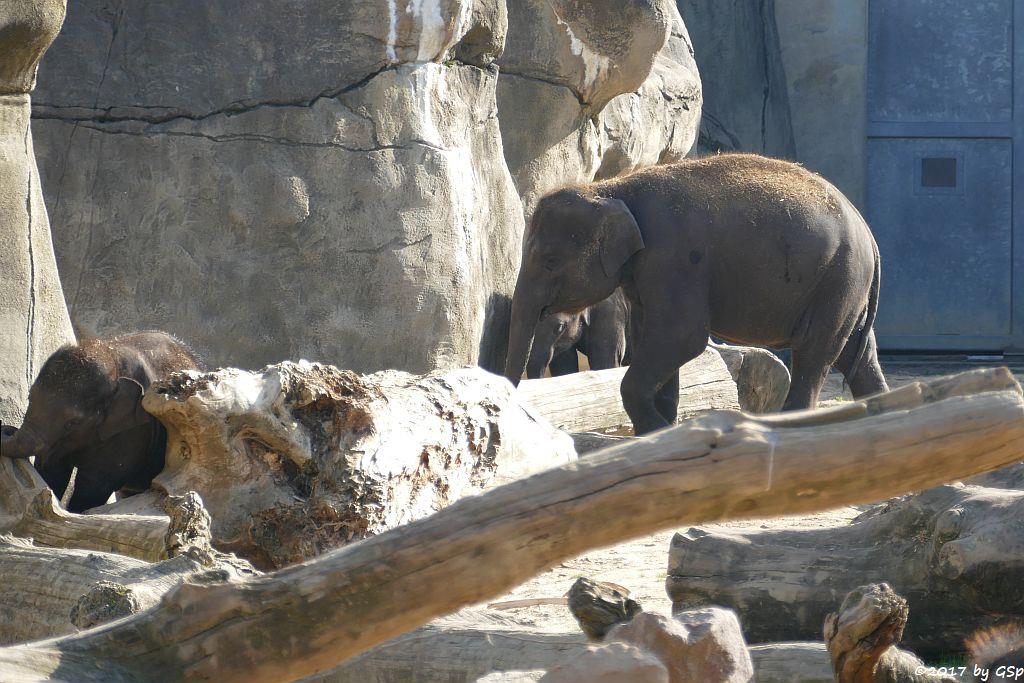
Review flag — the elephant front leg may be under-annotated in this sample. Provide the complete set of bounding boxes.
[620,331,706,435]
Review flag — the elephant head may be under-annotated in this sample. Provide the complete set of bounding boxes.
[525,310,587,379]
[1,343,148,485]
[504,188,644,385]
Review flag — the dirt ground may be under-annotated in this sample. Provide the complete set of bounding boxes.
[483,355,1024,627]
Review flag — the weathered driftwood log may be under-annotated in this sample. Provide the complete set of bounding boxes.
[518,347,739,433]
[0,534,257,645]
[0,457,170,562]
[133,362,575,568]
[824,583,954,683]
[0,369,1020,682]
[668,412,1024,656]
[710,343,791,414]
[567,578,642,640]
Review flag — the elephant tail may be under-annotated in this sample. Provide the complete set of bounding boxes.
[846,239,881,389]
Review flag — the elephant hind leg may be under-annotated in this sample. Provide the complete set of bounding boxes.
[834,326,889,398]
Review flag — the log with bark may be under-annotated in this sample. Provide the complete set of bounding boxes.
[0,368,1020,682]
[668,378,1024,656]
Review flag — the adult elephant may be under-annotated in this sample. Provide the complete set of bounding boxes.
[0,331,202,511]
[525,289,633,379]
[503,153,888,435]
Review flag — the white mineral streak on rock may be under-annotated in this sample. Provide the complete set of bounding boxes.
[411,0,447,62]
[386,0,399,61]
[551,6,610,88]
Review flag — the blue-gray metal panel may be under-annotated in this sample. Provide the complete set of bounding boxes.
[867,138,1012,337]
[1012,0,1024,351]
[868,0,1013,124]
[875,334,1012,351]
[867,121,1014,138]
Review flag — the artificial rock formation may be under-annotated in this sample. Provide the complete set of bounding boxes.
[30,0,702,375]
[31,0,523,373]
[121,362,575,568]
[607,609,755,683]
[541,642,669,683]
[0,0,74,427]
[498,0,701,214]
[677,0,795,156]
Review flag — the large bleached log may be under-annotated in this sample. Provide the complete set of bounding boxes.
[138,362,576,568]
[710,343,791,414]
[0,457,169,562]
[0,369,1020,682]
[0,534,257,645]
[518,347,739,432]
[668,468,1024,654]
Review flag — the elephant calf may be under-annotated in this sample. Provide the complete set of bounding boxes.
[1,331,202,512]
[525,289,633,379]
[504,153,888,435]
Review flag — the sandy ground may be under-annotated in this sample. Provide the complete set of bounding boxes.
[482,356,1024,626]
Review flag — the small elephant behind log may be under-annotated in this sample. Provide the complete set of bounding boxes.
[0,331,202,512]
[503,153,889,434]
[526,289,633,379]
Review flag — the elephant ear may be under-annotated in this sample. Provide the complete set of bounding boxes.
[98,377,149,442]
[599,198,644,278]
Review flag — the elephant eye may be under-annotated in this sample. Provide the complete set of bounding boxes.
[544,257,559,271]
[64,417,82,431]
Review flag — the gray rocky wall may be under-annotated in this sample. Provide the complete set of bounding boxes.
[676,0,795,157]
[0,0,75,427]
[29,0,702,375]
[775,0,868,207]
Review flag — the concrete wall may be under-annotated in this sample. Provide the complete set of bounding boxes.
[774,0,868,207]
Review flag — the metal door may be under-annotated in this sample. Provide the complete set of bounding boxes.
[867,0,1022,351]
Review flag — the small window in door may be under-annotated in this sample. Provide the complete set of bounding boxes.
[914,152,964,195]
[921,157,957,187]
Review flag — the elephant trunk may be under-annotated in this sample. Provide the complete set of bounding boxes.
[0,424,43,460]
[503,278,546,388]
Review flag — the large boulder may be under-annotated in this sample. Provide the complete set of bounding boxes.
[497,0,701,213]
[0,0,74,427]
[31,0,523,373]
[677,0,794,156]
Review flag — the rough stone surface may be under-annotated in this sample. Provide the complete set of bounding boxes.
[0,0,74,427]
[540,642,669,683]
[607,609,755,683]
[30,0,703,376]
[775,0,868,206]
[498,1,701,213]
[32,0,522,374]
[677,0,794,157]
[126,362,575,568]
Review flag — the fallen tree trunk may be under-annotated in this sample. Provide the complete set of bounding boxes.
[710,343,791,414]
[668,476,1024,654]
[132,363,576,568]
[0,369,1021,682]
[0,457,169,562]
[0,535,256,645]
[518,347,739,432]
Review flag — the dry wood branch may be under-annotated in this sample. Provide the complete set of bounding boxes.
[0,369,1021,682]
[0,536,257,645]
[518,347,738,432]
[0,458,169,562]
